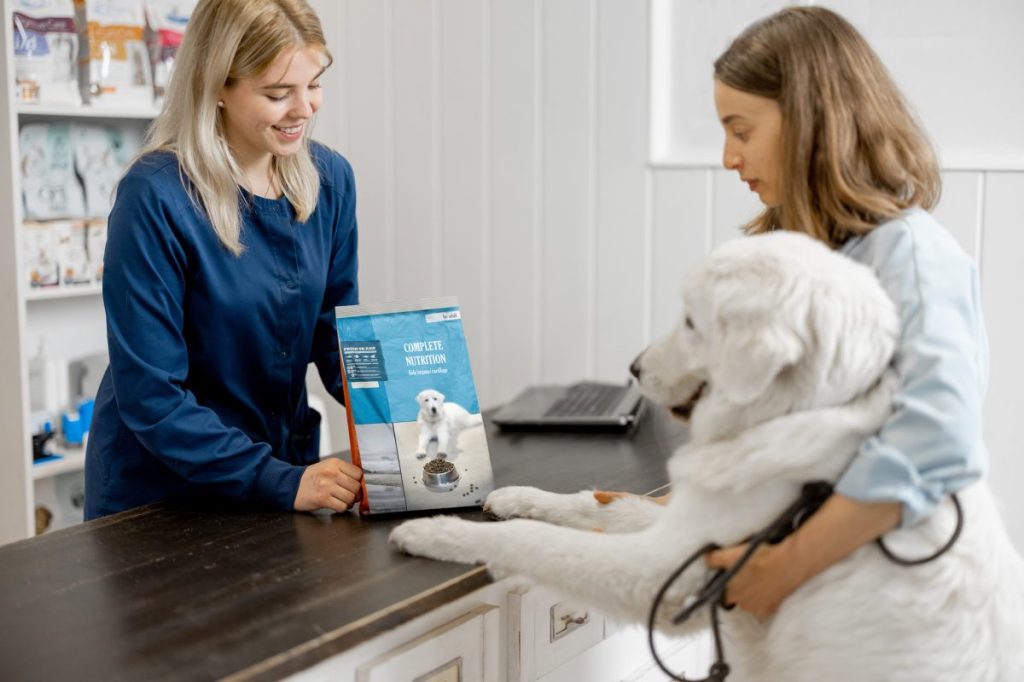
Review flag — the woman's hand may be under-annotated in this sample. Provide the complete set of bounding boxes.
[705,541,806,618]
[704,494,901,618]
[294,458,364,512]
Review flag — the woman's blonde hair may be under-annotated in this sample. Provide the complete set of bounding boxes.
[141,0,332,255]
[714,7,940,247]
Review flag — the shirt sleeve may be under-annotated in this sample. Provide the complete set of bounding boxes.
[104,173,304,510]
[835,220,988,527]
[311,151,359,403]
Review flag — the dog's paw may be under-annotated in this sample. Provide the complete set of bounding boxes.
[484,486,561,520]
[416,452,427,459]
[389,516,484,564]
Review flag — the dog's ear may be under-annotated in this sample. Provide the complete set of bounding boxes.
[416,390,427,403]
[713,318,802,405]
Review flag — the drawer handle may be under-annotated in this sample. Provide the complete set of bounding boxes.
[550,602,590,642]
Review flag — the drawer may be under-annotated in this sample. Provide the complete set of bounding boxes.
[508,585,605,681]
[355,604,500,682]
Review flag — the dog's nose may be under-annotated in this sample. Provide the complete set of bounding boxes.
[629,354,643,380]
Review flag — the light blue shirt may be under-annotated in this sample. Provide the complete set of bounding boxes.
[837,208,987,527]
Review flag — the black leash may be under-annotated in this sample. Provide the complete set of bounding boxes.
[647,482,963,681]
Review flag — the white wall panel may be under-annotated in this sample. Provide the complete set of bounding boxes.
[980,172,1024,550]
[711,169,761,246]
[392,1,439,302]
[343,0,393,303]
[933,171,982,262]
[305,0,352,452]
[592,0,651,381]
[539,0,594,384]
[440,0,490,399]
[309,0,348,154]
[649,169,712,341]
[489,0,541,405]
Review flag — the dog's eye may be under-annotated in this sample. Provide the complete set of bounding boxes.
[685,316,694,330]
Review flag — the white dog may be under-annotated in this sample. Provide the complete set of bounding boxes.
[415,389,482,458]
[392,232,1024,681]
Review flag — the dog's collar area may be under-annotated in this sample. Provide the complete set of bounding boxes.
[647,482,964,681]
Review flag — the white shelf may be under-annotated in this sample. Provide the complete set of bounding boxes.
[24,285,102,302]
[32,444,86,480]
[16,103,161,120]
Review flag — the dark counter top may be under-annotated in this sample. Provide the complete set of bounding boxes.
[0,407,686,681]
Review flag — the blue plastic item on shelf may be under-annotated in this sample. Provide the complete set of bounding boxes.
[77,398,95,433]
[61,411,84,446]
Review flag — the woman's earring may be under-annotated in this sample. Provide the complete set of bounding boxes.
[217,100,225,108]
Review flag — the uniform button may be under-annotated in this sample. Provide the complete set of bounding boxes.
[279,351,289,358]
[284,280,297,289]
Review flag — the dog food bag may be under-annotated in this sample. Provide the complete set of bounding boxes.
[71,123,140,217]
[74,0,153,107]
[20,123,87,220]
[335,297,495,515]
[11,0,82,105]
[55,220,91,285]
[85,221,107,281]
[23,222,60,288]
[143,0,195,105]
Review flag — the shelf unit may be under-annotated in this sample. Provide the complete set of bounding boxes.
[1,1,159,542]
[24,284,102,301]
[31,443,86,480]
[16,102,160,119]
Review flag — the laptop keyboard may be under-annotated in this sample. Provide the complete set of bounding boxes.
[543,382,627,418]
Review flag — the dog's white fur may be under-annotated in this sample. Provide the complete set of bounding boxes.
[415,389,482,457]
[392,232,1024,681]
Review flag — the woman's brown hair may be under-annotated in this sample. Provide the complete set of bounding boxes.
[714,7,941,247]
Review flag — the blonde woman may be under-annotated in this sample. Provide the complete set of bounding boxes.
[85,0,363,519]
[699,7,987,616]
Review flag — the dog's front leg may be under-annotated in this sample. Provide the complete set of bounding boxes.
[435,423,452,457]
[485,486,664,533]
[415,426,432,458]
[390,517,706,630]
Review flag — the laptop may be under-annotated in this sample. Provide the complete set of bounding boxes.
[491,380,644,431]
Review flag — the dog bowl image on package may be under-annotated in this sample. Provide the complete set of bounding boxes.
[422,458,460,493]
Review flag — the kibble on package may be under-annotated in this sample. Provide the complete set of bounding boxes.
[12,0,82,105]
[23,222,60,288]
[72,123,141,218]
[74,0,153,107]
[144,0,196,105]
[20,123,87,220]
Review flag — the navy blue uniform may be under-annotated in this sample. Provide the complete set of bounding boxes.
[84,143,358,519]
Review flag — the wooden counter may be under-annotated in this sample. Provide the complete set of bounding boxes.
[0,407,686,681]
